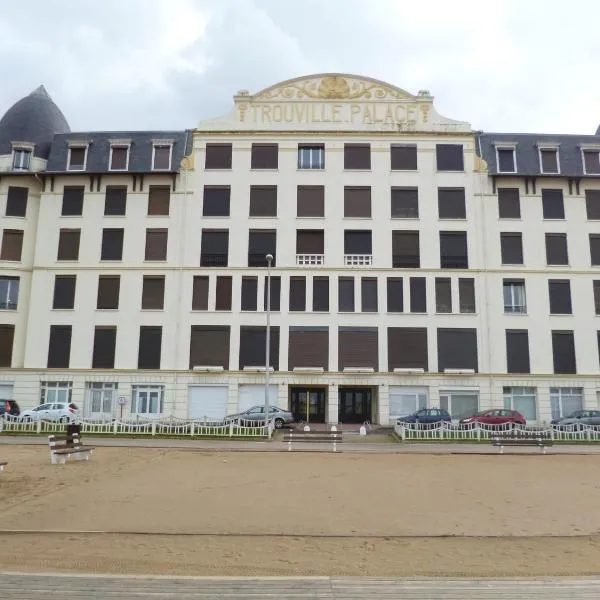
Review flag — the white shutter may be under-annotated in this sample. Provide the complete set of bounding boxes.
[238,384,278,412]
[0,384,14,400]
[188,386,228,420]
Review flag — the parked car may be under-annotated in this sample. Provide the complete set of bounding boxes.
[459,409,526,427]
[20,402,79,423]
[0,400,20,418]
[397,408,451,425]
[224,405,294,429]
[551,410,600,428]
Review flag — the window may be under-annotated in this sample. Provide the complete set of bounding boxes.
[52,275,76,309]
[0,229,23,261]
[147,186,170,216]
[388,328,428,371]
[583,150,600,174]
[548,280,572,314]
[503,280,526,314]
[459,278,476,313]
[201,230,229,267]
[338,327,379,371]
[436,144,464,171]
[152,144,172,170]
[241,277,258,311]
[550,387,583,420]
[0,276,19,309]
[440,231,468,269]
[338,277,354,312]
[86,382,116,417]
[251,143,278,169]
[137,326,162,369]
[344,230,372,256]
[145,229,168,261]
[313,277,329,312]
[61,186,84,216]
[361,278,378,312]
[12,148,31,171]
[410,277,426,313]
[5,186,28,217]
[47,325,72,368]
[539,148,559,174]
[289,277,306,312]
[391,188,418,219]
[344,186,371,218]
[590,235,600,266]
[344,143,370,170]
[109,145,129,171]
[298,145,324,169]
[104,186,127,216]
[141,276,165,310]
[594,280,600,315]
[250,186,277,217]
[248,230,276,267]
[552,330,576,374]
[585,190,600,220]
[389,389,428,418]
[297,185,324,217]
[205,144,232,169]
[288,327,329,371]
[239,326,280,370]
[203,186,230,217]
[101,228,124,261]
[542,189,564,219]
[189,326,230,369]
[438,188,466,219]
[263,276,281,311]
[386,277,403,313]
[215,276,232,311]
[545,233,568,265]
[498,188,520,219]
[437,328,478,372]
[0,325,14,367]
[435,278,452,313]
[97,275,120,310]
[503,387,536,421]
[92,326,117,369]
[192,276,209,310]
[40,381,72,405]
[496,148,516,173]
[67,146,87,171]
[505,331,530,374]
[57,229,80,261]
[390,145,417,170]
[131,385,164,415]
[296,230,324,259]
[500,232,523,265]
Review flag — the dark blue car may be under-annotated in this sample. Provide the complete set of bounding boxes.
[397,408,452,425]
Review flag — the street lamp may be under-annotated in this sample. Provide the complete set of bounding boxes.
[264,253,273,438]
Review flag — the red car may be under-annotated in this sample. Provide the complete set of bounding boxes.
[459,409,526,426]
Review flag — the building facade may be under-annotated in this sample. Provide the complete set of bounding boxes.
[0,74,599,425]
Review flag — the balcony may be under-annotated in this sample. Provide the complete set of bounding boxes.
[296,254,324,266]
[504,304,526,314]
[392,255,420,268]
[248,253,276,267]
[200,253,228,267]
[344,254,372,266]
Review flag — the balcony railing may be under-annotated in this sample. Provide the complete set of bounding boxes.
[296,254,324,266]
[344,254,372,266]
[504,304,526,314]
[392,255,420,268]
[200,253,228,267]
[248,253,276,267]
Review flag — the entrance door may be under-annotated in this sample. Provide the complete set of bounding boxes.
[339,388,372,424]
[290,387,326,423]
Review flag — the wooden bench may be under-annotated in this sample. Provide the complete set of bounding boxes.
[48,433,95,465]
[491,432,553,454]
[282,429,343,452]
[0,462,7,472]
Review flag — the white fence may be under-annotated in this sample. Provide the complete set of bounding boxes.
[394,421,600,442]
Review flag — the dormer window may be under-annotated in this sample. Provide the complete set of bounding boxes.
[109,142,130,171]
[582,148,600,175]
[538,146,560,174]
[152,143,173,171]
[12,148,31,171]
[495,145,516,173]
[67,144,88,171]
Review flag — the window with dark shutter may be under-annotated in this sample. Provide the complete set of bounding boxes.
[500,232,523,265]
[542,189,564,219]
[248,230,276,266]
[288,327,329,371]
[101,228,124,260]
[545,233,568,265]
[239,326,279,370]
[97,275,120,309]
[249,186,277,217]
[583,150,600,174]
[296,230,324,256]
[145,229,168,261]
[344,187,371,218]
[110,146,128,170]
[338,277,355,312]
[152,145,171,170]
[390,145,417,170]
[585,190,600,220]
[540,149,559,174]
[313,277,329,312]
[5,186,28,217]
[61,186,84,216]
[506,330,530,373]
[189,326,230,369]
[549,280,572,314]
[104,186,127,216]
[92,326,116,368]
[438,188,466,219]
[459,278,476,313]
[289,277,306,311]
[388,327,427,371]
[201,230,229,266]
[440,231,468,268]
[205,144,232,169]
[141,276,165,310]
[263,276,281,311]
[386,277,403,312]
[0,230,23,261]
[436,144,464,171]
[68,147,86,170]
[251,144,278,169]
[47,325,72,368]
[392,230,420,268]
[410,277,426,313]
[53,275,76,309]
[344,144,371,170]
[241,277,258,311]
[138,326,162,369]
[497,149,516,173]
[297,185,324,217]
[338,327,378,370]
[391,188,418,218]
[57,229,80,261]
[591,235,600,266]
[552,330,576,374]
[344,230,372,255]
[215,276,232,311]
[147,186,170,216]
[0,325,14,367]
[498,188,520,219]
[435,278,452,313]
[203,186,230,217]
[594,280,600,315]
[192,276,209,310]
[437,328,478,372]
[361,278,378,312]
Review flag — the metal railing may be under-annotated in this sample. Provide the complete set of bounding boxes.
[296,254,324,266]
[344,254,372,266]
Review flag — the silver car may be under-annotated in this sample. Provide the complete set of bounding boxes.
[20,402,80,423]
[553,410,600,429]
[224,405,294,429]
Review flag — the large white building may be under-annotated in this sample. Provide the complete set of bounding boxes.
[1,74,599,425]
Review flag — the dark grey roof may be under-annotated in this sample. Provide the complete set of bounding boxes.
[45,130,192,173]
[0,85,70,159]
[477,132,600,177]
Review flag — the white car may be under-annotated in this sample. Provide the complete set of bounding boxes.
[20,402,80,423]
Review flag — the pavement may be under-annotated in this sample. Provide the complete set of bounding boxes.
[0,573,599,598]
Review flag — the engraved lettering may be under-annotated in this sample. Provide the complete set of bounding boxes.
[350,105,360,122]
[261,105,271,122]
[332,104,342,122]
[362,104,373,123]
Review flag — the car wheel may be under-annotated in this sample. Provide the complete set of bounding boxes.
[274,418,284,429]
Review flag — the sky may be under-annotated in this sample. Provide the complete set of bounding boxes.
[0,0,598,134]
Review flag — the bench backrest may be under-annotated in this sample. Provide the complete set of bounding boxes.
[48,433,82,449]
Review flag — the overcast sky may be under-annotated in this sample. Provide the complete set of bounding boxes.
[0,0,598,134]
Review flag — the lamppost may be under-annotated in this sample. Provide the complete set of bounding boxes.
[264,253,273,438]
